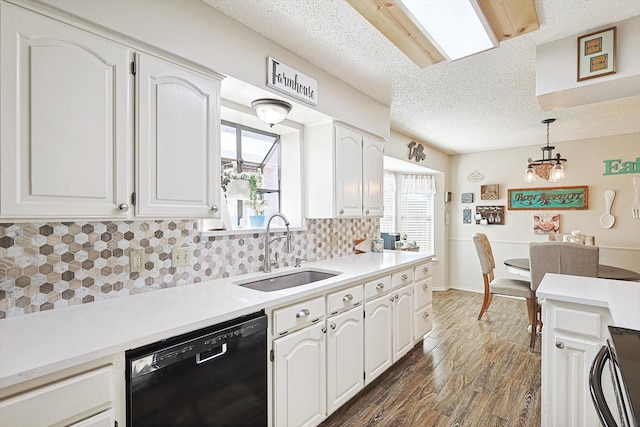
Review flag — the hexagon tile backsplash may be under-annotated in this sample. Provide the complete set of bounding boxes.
[0,218,378,318]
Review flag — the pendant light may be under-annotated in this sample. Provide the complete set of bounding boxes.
[525,118,566,182]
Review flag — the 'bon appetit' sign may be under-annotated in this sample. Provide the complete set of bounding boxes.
[267,57,317,106]
[508,186,588,210]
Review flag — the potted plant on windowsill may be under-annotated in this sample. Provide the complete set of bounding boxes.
[245,174,268,227]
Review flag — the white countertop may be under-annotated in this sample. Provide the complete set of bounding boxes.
[0,251,431,389]
[537,273,640,329]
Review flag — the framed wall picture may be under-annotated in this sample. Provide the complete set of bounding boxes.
[480,184,499,200]
[508,186,588,210]
[461,193,474,203]
[577,27,616,82]
[534,213,560,235]
[463,208,472,224]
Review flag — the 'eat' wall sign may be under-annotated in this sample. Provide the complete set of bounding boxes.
[603,157,640,175]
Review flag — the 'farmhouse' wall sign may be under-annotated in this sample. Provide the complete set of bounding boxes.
[408,141,426,163]
[267,57,317,105]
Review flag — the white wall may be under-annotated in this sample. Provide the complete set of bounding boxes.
[385,130,451,290]
[36,0,390,139]
[449,132,640,293]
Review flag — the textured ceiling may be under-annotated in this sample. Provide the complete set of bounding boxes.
[203,0,640,155]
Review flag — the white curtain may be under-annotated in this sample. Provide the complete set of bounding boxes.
[401,174,436,194]
[384,171,396,192]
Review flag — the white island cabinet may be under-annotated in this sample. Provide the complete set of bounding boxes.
[538,273,640,427]
[305,121,384,218]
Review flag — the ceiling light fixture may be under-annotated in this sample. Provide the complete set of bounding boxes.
[525,118,566,183]
[251,98,292,127]
[399,0,498,61]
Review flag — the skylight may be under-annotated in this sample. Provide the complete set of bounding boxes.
[400,0,498,61]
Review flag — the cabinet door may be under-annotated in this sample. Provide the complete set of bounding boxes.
[362,136,384,217]
[327,306,364,415]
[0,4,131,218]
[274,323,326,427]
[546,332,601,427]
[364,295,393,384]
[393,284,414,362]
[334,124,362,217]
[136,53,221,218]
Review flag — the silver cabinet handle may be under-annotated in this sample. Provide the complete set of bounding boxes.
[376,283,385,290]
[330,322,336,330]
[390,296,395,302]
[422,267,429,273]
[365,209,370,215]
[211,205,219,212]
[394,294,399,301]
[422,312,429,319]
[555,341,565,349]
[342,294,354,303]
[296,309,310,319]
[119,203,129,212]
[339,209,344,215]
[401,274,408,281]
[321,326,327,333]
[422,283,429,290]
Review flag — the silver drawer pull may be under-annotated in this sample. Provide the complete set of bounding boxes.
[394,294,399,301]
[119,203,129,212]
[330,322,336,330]
[555,341,565,349]
[422,312,429,319]
[422,283,429,290]
[296,309,310,319]
[422,267,429,273]
[376,283,385,290]
[196,343,227,364]
[401,274,408,281]
[389,296,395,302]
[343,294,354,302]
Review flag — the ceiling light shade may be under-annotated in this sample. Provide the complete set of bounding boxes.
[251,98,292,127]
[525,118,567,182]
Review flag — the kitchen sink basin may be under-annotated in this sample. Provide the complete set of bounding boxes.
[235,269,340,292]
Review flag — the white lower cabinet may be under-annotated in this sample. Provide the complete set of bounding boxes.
[273,322,327,427]
[542,299,613,427]
[0,356,123,427]
[392,283,414,361]
[413,261,433,341]
[326,305,364,414]
[364,293,393,383]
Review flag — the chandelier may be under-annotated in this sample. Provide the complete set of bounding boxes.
[524,118,566,182]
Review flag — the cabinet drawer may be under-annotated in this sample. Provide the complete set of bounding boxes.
[414,305,433,340]
[0,365,113,427]
[414,261,432,281]
[553,306,601,339]
[327,284,363,315]
[364,275,391,300]
[274,297,325,336]
[414,277,433,309]
[392,268,414,288]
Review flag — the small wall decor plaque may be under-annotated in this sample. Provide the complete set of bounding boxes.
[577,27,616,82]
[463,208,472,224]
[461,193,474,203]
[467,170,484,182]
[480,184,499,200]
[508,186,588,210]
[534,213,560,235]
[408,141,426,163]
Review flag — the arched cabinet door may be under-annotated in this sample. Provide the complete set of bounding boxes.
[135,53,221,218]
[362,136,384,217]
[0,4,131,218]
[334,124,363,218]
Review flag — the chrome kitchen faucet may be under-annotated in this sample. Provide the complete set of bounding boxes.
[264,213,292,273]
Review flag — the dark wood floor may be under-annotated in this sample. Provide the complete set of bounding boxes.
[320,289,541,427]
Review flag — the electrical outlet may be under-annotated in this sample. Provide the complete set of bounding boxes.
[172,247,191,267]
[129,249,145,273]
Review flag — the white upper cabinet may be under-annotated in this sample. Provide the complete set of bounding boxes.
[136,53,221,218]
[0,4,132,218]
[305,121,384,218]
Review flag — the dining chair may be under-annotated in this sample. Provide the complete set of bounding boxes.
[529,242,599,351]
[472,233,532,322]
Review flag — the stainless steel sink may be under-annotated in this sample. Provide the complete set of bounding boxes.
[235,269,340,292]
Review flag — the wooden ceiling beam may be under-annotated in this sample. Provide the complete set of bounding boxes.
[346,0,539,68]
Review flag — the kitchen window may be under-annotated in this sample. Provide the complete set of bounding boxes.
[221,121,281,227]
[381,173,435,253]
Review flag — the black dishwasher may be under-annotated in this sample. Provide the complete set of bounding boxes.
[126,311,268,427]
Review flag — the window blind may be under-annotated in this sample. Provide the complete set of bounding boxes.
[399,174,435,254]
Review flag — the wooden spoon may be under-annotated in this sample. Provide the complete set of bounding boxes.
[600,190,615,229]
